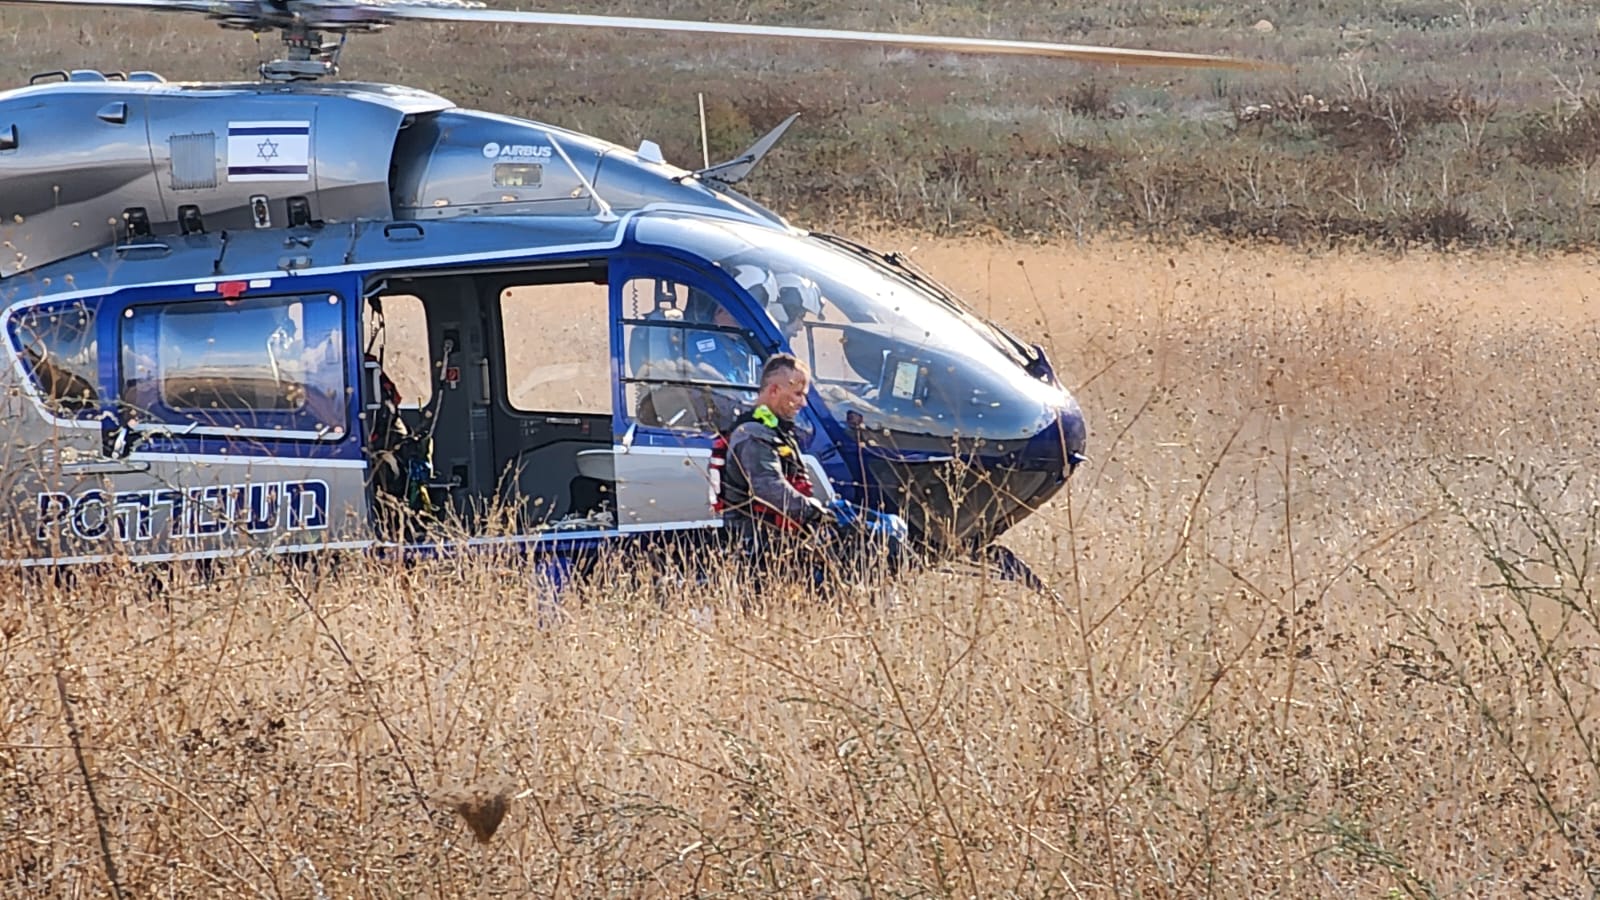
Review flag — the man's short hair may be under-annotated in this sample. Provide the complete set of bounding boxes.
[760,352,809,388]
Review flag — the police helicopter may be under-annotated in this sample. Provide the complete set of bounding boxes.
[0,0,1250,575]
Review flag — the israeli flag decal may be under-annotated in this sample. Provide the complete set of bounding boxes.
[227,120,311,182]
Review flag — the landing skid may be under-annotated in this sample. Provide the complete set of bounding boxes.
[973,543,1062,600]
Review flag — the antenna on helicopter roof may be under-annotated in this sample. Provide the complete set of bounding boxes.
[697,93,711,171]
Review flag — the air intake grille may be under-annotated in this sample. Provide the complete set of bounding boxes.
[169,132,217,190]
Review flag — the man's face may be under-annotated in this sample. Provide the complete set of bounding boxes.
[764,368,810,421]
[712,305,738,328]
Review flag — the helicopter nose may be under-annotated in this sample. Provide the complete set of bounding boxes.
[1053,392,1089,476]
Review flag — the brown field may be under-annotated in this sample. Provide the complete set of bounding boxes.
[5,234,1600,896]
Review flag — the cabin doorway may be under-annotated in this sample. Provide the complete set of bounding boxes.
[363,260,616,539]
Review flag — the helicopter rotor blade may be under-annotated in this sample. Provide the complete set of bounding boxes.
[0,0,1259,69]
[376,8,1257,70]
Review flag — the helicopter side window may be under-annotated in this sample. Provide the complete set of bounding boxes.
[6,300,101,418]
[620,277,762,434]
[119,293,347,439]
[500,281,612,415]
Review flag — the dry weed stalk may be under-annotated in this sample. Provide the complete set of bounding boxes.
[436,777,518,844]
[35,595,127,900]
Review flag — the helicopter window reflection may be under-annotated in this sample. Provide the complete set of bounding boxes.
[8,300,100,417]
[501,282,611,415]
[634,216,1064,441]
[119,294,347,438]
[620,277,761,433]
[790,323,871,392]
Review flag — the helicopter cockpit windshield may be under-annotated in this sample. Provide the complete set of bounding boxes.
[634,215,1070,449]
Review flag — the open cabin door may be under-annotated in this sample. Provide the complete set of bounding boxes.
[609,256,768,535]
[367,260,620,541]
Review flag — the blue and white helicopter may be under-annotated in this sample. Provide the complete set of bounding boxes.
[0,0,1249,574]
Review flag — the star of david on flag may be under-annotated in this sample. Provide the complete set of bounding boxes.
[227,121,310,182]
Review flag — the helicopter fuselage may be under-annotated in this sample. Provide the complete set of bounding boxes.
[1,74,1085,568]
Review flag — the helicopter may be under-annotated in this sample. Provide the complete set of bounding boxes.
[0,0,1251,575]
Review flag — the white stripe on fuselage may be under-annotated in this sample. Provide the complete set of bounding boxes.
[2,520,720,568]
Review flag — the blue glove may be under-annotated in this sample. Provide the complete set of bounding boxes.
[828,499,861,530]
[860,509,909,544]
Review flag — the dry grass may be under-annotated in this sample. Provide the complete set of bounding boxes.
[4,237,1598,895]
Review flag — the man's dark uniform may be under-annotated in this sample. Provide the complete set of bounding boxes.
[714,402,907,586]
[713,404,829,549]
